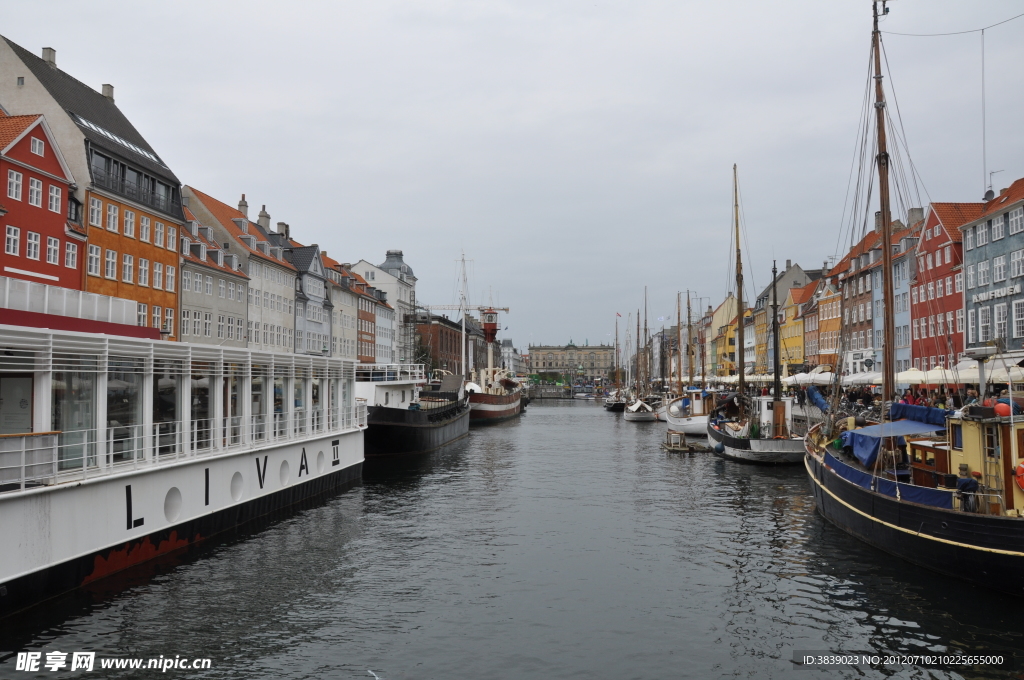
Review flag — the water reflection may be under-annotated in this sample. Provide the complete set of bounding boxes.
[2,401,1022,679]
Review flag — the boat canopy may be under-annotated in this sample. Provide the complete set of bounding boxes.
[889,403,953,426]
[824,452,953,510]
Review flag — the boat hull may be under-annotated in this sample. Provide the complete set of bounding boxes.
[666,414,708,435]
[706,421,804,464]
[623,410,658,422]
[0,431,364,618]
[804,450,1024,595]
[469,390,522,424]
[364,401,470,455]
[604,401,626,412]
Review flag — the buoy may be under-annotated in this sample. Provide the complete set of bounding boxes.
[714,442,725,453]
[1015,462,1024,492]
[994,402,1012,417]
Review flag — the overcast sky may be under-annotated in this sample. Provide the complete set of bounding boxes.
[5,1,1023,350]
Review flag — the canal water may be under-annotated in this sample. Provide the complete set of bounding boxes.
[2,401,1022,679]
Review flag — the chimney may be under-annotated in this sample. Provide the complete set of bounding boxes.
[907,207,923,226]
[1000,187,1009,196]
[277,221,290,240]
[874,211,882,232]
[181,195,190,207]
[785,259,791,270]
[101,84,114,101]
[238,194,249,218]
[257,205,270,230]
[41,47,56,67]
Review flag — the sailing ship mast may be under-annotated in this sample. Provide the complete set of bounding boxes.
[873,0,896,408]
[733,165,746,401]
[614,314,619,393]
[771,261,787,437]
[676,292,683,394]
[686,291,694,386]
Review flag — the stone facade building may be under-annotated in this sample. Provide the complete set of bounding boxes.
[527,342,614,381]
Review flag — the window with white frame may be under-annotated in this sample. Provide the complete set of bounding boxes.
[165,308,174,336]
[4,225,19,255]
[153,262,163,289]
[979,306,991,342]
[955,272,963,292]
[977,221,989,246]
[964,227,974,250]
[154,222,164,248]
[7,170,22,200]
[48,185,61,213]
[1014,301,1024,338]
[911,287,918,305]
[994,255,1007,282]
[137,303,147,327]
[1013,250,1024,278]
[87,245,100,275]
[45,236,59,264]
[1010,207,1024,235]
[123,210,135,238]
[978,260,991,286]
[181,309,190,336]
[25,232,39,260]
[217,315,225,339]
[27,178,42,207]
[166,266,175,292]
[106,204,118,231]
[139,216,151,242]
[65,242,77,269]
[138,259,149,286]
[206,276,213,295]
[945,276,953,296]
[88,198,102,226]
[927,282,934,300]
[167,226,176,247]
[152,306,161,329]
[993,214,1006,240]
[193,311,202,337]
[182,269,191,292]
[218,279,225,298]
[957,308,964,333]
[968,309,976,343]
[121,254,133,283]
[995,303,1008,340]
[967,265,976,288]
[30,137,44,155]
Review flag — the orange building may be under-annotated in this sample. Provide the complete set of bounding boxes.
[0,38,184,338]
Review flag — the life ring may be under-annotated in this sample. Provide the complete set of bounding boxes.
[1015,462,1024,492]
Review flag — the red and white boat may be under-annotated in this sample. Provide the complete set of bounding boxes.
[467,309,523,424]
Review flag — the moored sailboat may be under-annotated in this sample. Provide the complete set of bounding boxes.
[803,0,1024,594]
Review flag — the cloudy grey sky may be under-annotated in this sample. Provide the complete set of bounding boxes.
[5,1,1023,349]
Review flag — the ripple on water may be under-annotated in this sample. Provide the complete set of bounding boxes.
[1,401,1021,679]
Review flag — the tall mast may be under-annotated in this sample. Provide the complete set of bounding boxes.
[873,1,896,409]
[676,292,683,394]
[459,252,468,377]
[734,164,746,397]
[614,315,619,390]
[686,291,694,385]
[636,311,641,394]
[772,261,782,401]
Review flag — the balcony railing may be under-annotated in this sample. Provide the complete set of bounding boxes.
[356,363,425,383]
[0,274,136,326]
[92,169,182,217]
[0,405,363,495]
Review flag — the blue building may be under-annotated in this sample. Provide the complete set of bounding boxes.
[960,179,1024,356]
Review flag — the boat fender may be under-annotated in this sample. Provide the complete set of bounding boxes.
[714,442,725,454]
[773,435,785,440]
[1015,462,1024,492]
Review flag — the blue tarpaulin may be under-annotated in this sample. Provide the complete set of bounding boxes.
[807,386,829,413]
[824,452,954,509]
[889,403,953,426]
[846,419,945,439]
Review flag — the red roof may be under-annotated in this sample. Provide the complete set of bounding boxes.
[0,113,40,151]
[185,186,296,271]
[180,206,249,277]
[976,177,1024,222]
[791,280,818,305]
[931,202,985,242]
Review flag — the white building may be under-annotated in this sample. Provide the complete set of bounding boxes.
[355,251,417,362]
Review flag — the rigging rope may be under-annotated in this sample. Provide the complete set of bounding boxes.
[881,11,1024,37]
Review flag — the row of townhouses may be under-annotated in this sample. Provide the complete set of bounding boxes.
[668,182,1024,379]
[0,38,425,366]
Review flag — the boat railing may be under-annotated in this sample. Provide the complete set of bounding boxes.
[954,489,1006,515]
[355,363,426,383]
[0,407,366,495]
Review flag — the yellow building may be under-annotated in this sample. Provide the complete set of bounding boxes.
[706,294,737,376]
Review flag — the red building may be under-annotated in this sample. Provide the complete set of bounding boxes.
[910,202,984,369]
[1,113,81,289]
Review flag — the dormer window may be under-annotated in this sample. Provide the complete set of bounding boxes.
[181,237,190,255]
[240,234,256,249]
[30,138,44,156]
[199,243,207,261]
[188,221,199,237]
[271,246,283,260]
